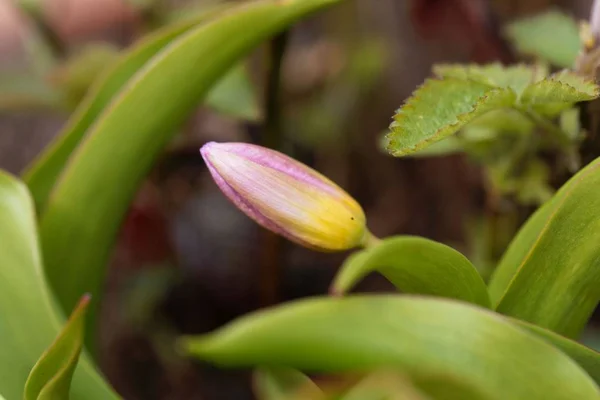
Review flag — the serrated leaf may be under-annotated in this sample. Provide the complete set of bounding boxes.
[433,63,539,95]
[36,0,342,352]
[387,79,516,156]
[488,157,600,338]
[0,171,117,399]
[519,71,600,116]
[330,236,491,308]
[504,9,581,68]
[183,295,600,400]
[254,368,322,400]
[24,295,90,400]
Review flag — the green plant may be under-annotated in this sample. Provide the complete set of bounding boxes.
[1,0,600,399]
[0,0,340,398]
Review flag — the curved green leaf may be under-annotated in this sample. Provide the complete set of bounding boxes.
[0,171,117,399]
[24,295,90,400]
[183,295,600,400]
[38,0,341,350]
[23,3,231,211]
[331,236,490,308]
[489,157,600,338]
[513,319,600,385]
[386,79,516,156]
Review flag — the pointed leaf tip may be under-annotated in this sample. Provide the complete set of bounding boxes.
[24,295,91,400]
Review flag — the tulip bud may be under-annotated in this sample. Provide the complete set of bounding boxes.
[200,142,367,251]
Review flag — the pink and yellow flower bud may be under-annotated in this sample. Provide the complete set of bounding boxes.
[200,142,367,251]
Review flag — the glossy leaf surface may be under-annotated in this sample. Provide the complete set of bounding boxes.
[331,236,490,308]
[184,295,600,400]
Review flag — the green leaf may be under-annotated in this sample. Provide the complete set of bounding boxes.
[331,236,491,308]
[513,319,600,385]
[182,295,600,400]
[386,79,516,156]
[488,157,600,338]
[24,295,90,400]
[205,63,260,121]
[504,9,581,68]
[254,368,322,400]
[37,0,342,350]
[519,71,600,116]
[23,3,232,211]
[0,171,117,399]
[433,63,539,95]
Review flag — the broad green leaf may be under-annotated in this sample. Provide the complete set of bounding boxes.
[513,319,600,385]
[386,79,515,156]
[254,368,322,400]
[0,171,117,399]
[489,157,600,338]
[331,236,491,308]
[182,295,600,400]
[519,72,599,116]
[23,3,232,211]
[38,0,342,350]
[24,295,90,400]
[504,10,581,68]
[433,63,539,95]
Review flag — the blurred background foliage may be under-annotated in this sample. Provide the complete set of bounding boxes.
[0,0,599,398]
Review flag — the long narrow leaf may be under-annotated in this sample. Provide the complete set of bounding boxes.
[38,0,342,349]
[24,295,90,400]
[0,171,117,399]
[23,4,231,211]
[489,157,600,338]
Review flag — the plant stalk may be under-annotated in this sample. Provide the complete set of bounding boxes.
[259,31,290,307]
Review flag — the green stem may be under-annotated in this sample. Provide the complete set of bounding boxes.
[263,31,289,149]
[362,230,381,248]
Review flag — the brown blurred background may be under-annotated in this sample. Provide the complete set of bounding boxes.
[0,0,597,398]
